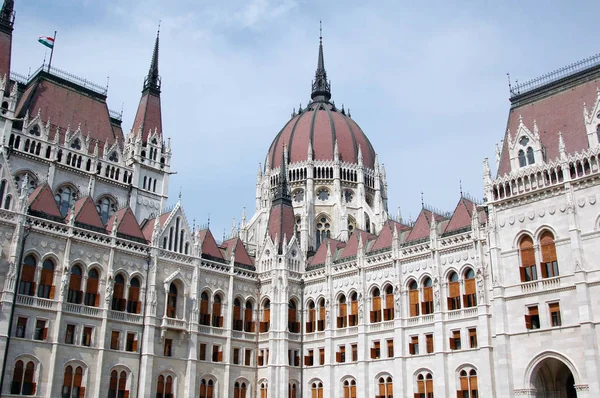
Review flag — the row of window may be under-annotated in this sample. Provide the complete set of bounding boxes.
[525,302,562,330]
[519,231,559,282]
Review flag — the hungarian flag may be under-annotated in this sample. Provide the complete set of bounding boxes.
[38,36,54,49]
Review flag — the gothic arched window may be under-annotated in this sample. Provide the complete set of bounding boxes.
[540,230,559,278]
[84,268,100,307]
[96,196,117,224]
[370,288,382,323]
[518,149,526,167]
[527,147,535,165]
[315,215,331,250]
[112,274,126,311]
[19,254,37,296]
[10,360,36,395]
[422,277,433,314]
[68,264,83,304]
[519,235,537,282]
[55,185,78,216]
[127,276,141,314]
[378,376,393,398]
[14,172,37,195]
[463,268,476,308]
[167,283,178,318]
[408,280,419,317]
[62,365,84,397]
[37,258,55,299]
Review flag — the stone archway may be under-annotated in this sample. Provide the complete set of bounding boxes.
[531,357,577,398]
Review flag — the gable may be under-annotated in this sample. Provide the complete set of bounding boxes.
[199,229,224,261]
[444,198,474,234]
[69,196,105,230]
[28,183,63,220]
[107,208,146,242]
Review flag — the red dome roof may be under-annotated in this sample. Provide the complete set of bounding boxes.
[266,101,376,170]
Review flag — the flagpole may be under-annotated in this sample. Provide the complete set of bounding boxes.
[47,30,56,72]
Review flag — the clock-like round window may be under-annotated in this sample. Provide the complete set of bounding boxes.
[293,189,304,203]
[317,188,329,201]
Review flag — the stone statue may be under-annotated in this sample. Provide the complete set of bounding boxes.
[60,268,70,297]
[105,276,113,303]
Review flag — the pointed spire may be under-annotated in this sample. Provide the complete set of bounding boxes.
[0,0,14,31]
[334,139,339,162]
[144,23,161,92]
[311,20,331,102]
[273,144,290,202]
[357,144,363,165]
[397,206,402,224]
[307,138,313,161]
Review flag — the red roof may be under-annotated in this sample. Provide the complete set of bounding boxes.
[443,197,475,233]
[405,209,439,242]
[106,207,146,241]
[498,72,600,176]
[266,101,376,170]
[309,237,344,266]
[141,211,172,241]
[339,229,376,259]
[28,183,62,219]
[132,91,162,142]
[68,196,105,229]
[222,237,254,267]
[198,229,224,260]
[15,74,122,153]
[369,220,408,252]
[0,30,11,85]
[267,202,295,248]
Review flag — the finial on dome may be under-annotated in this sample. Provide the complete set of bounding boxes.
[311,20,331,102]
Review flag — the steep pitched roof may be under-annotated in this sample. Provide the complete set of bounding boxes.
[106,207,146,242]
[309,237,344,266]
[267,203,295,249]
[222,237,254,268]
[15,72,122,152]
[369,220,402,252]
[67,196,105,230]
[141,210,172,241]
[405,209,448,243]
[443,197,475,234]
[198,229,225,261]
[497,64,600,176]
[28,183,62,220]
[339,229,376,260]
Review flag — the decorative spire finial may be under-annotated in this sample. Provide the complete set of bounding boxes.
[311,20,331,102]
[144,23,161,92]
[459,179,463,197]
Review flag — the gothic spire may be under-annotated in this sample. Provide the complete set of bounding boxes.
[0,0,14,31]
[311,21,331,102]
[273,145,291,203]
[144,25,161,92]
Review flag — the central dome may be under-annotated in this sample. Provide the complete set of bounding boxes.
[266,101,376,170]
[266,33,376,170]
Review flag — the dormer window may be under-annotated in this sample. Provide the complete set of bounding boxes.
[109,151,118,162]
[70,139,81,150]
[526,147,535,165]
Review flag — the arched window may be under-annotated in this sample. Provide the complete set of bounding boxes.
[463,269,476,308]
[260,383,268,398]
[54,185,77,216]
[10,360,36,395]
[108,370,128,398]
[306,300,316,333]
[416,373,433,398]
[233,298,243,331]
[447,272,460,310]
[527,147,535,165]
[0,179,6,206]
[67,264,83,304]
[62,365,84,398]
[378,376,393,398]
[156,375,173,398]
[127,277,141,314]
[422,277,433,314]
[96,196,117,225]
[408,280,419,317]
[540,231,559,278]
[199,291,210,326]
[458,369,478,398]
[337,295,347,329]
[244,301,255,332]
[261,300,271,332]
[212,294,223,327]
[288,299,299,333]
[518,149,526,167]
[349,292,358,326]
[288,382,297,398]
[317,298,325,331]
[384,285,394,321]
[370,288,382,323]
[14,172,37,195]
[4,194,12,210]
[19,255,37,296]
[311,382,323,398]
[112,274,126,311]
[199,378,214,398]
[84,268,100,307]
[343,379,357,398]
[109,151,118,162]
[519,235,537,282]
[315,215,331,250]
[167,283,178,318]
[70,138,81,150]
[37,258,55,299]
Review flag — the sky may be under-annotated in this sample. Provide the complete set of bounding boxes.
[9,0,600,238]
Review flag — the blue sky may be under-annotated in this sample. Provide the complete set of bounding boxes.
[9,0,600,238]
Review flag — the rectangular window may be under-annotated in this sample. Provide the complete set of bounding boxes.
[199,343,207,360]
[258,349,264,366]
[126,332,137,352]
[336,345,346,363]
[82,326,93,347]
[245,349,252,366]
[371,340,381,359]
[387,339,394,358]
[233,348,240,365]
[351,344,358,362]
[319,348,325,365]
[469,328,478,348]
[550,302,562,327]
[164,338,173,356]
[15,317,27,338]
[294,350,300,367]
[463,278,477,308]
[409,336,419,355]
[422,286,434,314]
[425,333,434,354]
[110,331,120,350]
[448,281,461,310]
[65,324,75,344]
[34,319,47,341]
[449,330,461,350]
[525,306,540,330]
[212,345,222,362]
[305,349,314,366]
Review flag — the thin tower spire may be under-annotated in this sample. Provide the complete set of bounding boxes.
[311,20,331,102]
[144,22,161,92]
